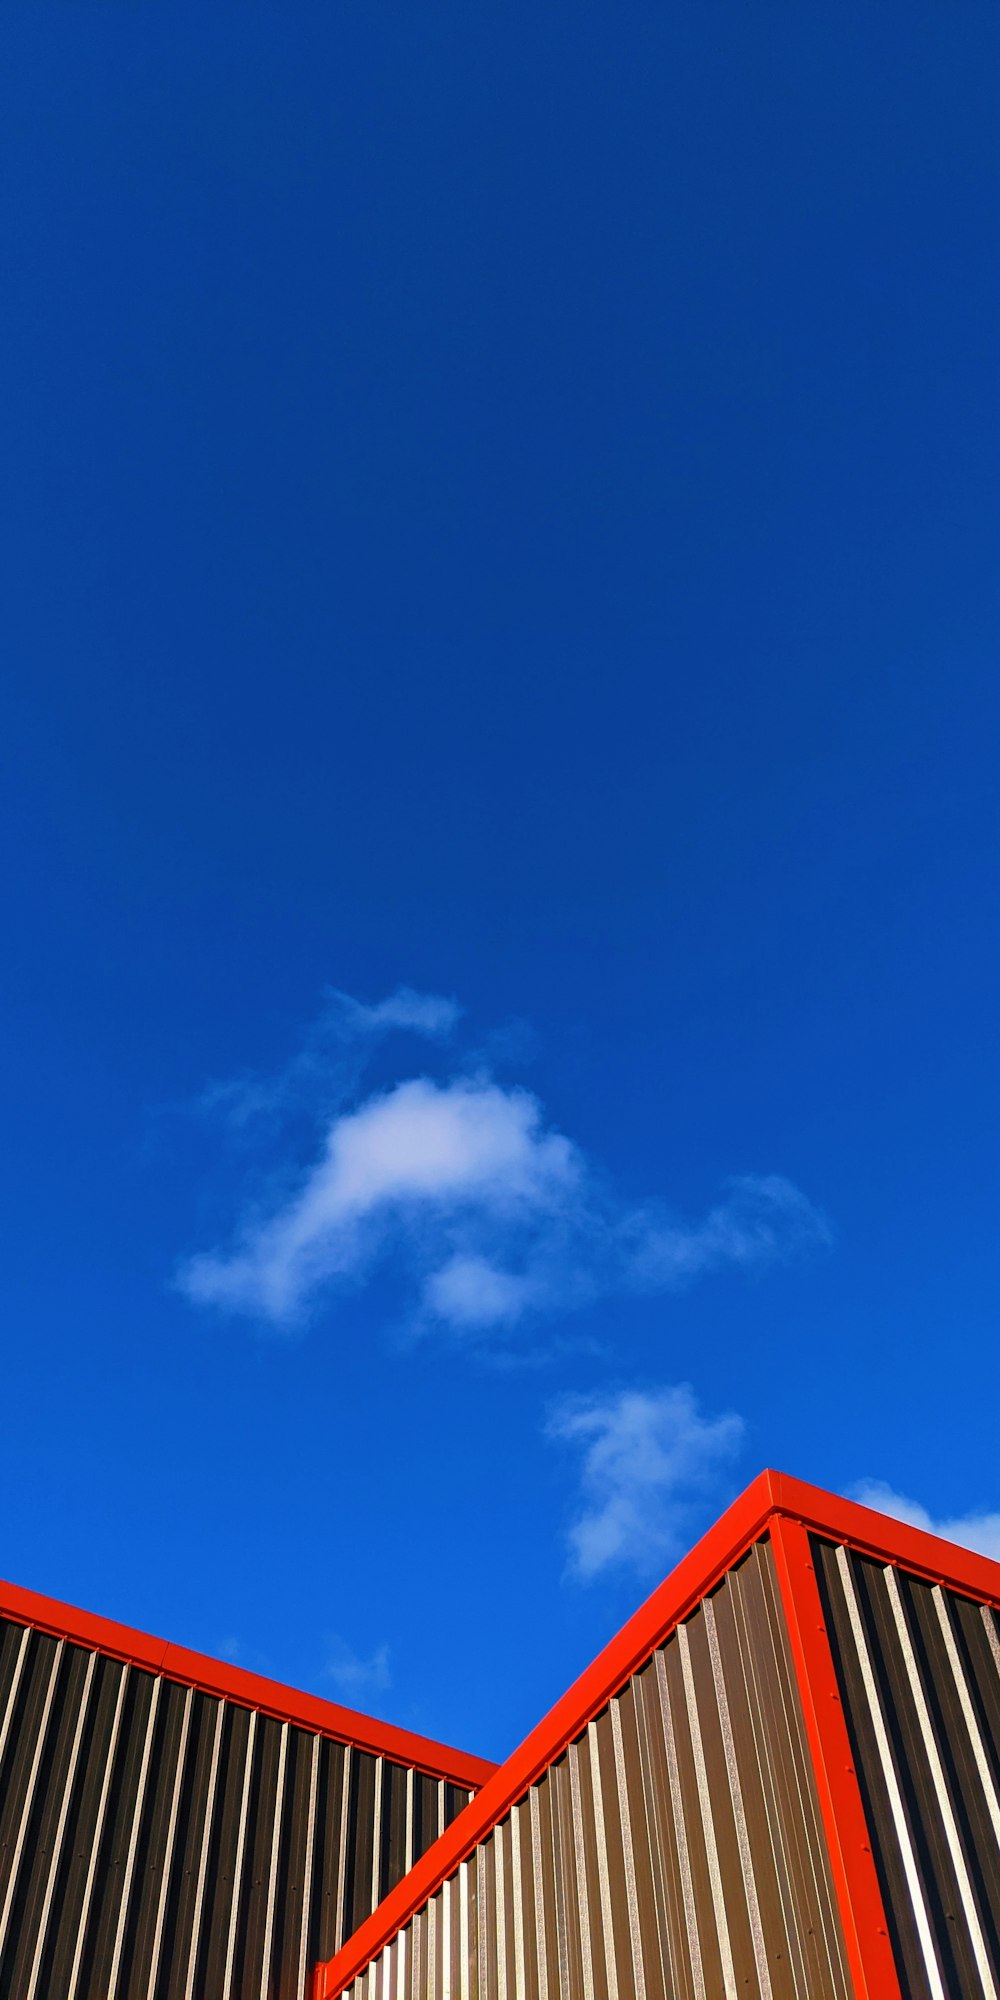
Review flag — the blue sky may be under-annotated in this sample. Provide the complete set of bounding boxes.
[2,2,999,1764]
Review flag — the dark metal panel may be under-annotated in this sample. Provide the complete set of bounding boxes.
[343,1747,377,1941]
[815,1537,1000,2000]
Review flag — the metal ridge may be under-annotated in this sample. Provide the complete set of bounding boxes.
[0,1574,496,1790]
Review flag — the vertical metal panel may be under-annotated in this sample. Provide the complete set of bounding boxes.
[342,1540,851,2000]
[815,1538,1000,2000]
[0,1615,483,2000]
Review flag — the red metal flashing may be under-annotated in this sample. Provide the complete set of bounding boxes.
[771,1514,901,2000]
[314,1468,1000,1999]
[0,1572,495,1790]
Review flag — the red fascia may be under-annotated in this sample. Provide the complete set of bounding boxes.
[315,1467,1000,2000]
[0,1573,495,1791]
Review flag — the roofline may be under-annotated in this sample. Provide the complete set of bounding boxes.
[315,1466,1000,1998]
[0,1572,495,1790]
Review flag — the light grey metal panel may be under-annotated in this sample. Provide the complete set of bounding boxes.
[344,1540,851,2000]
[0,1617,477,2000]
[815,1539,1000,2000]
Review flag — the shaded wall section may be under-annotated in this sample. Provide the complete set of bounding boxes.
[815,1541,1000,2000]
[336,1539,851,2000]
[0,1616,473,2000]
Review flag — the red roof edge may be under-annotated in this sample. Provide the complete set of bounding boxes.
[315,1466,1000,1998]
[0,1573,495,1791]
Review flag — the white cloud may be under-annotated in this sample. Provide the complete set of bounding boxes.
[180,1076,578,1324]
[324,1638,392,1699]
[179,988,831,1337]
[547,1384,744,1582]
[852,1481,1000,1563]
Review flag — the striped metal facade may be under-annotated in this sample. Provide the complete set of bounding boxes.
[338,1539,852,2000]
[0,1615,471,2000]
[814,1539,1000,2000]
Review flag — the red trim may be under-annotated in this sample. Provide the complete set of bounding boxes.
[0,1574,495,1791]
[314,1467,1000,1999]
[770,1516,900,2000]
[764,1471,1000,1608]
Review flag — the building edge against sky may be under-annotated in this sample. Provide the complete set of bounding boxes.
[1,1473,999,2000]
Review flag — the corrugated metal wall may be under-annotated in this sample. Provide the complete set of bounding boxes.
[339,1538,851,2000]
[0,1616,471,2000]
[814,1539,1000,2000]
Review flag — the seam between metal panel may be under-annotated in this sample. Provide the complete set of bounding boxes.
[259,1719,289,2000]
[834,1547,945,2000]
[334,1744,354,1956]
[0,1637,65,1964]
[632,1663,679,2000]
[509,1799,527,2000]
[371,1759,384,1920]
[405,1767,414,1877]
[884,1568,997,2000]
[442,1870,453,2000]
[459,1859,471,2000]
[0,1626,31,1779]
[568,1739,596,2000]
[934,1591,1000,1852]
[24,1645,98,2000]
[610,1695,648,2000]
[703,1594,774,2000]
[981,1606,1000,1678]
[297,1733,322,2000]
[475,1846,488,2000]
[66,1659,131,2000]
[493,1831,507,2000]
[146,1682,194,2000]
[222,1705,259,2000]
[528,1787,549,2000]
[587,1718,621,2000]
[183,1693,226,2000]
[654,1645,706,2000]
[677,1620,738,2000]
[108,1672,164,1998]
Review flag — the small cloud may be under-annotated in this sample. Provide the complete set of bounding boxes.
[329,986,461,1041]
[197,985,459,1134]
[547,1383,744,1583]
[423,1254,540,1329]
[852,1480,1000,1563]
[178,986,832,1341]
[626,1174,832,1288]
[324,1638,392,1699]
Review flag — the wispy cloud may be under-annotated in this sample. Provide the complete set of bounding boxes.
[178,987,831,1337]
[852,1480,1000,1563]
[324,1637,392,1700]
[547,1384,744,1582]
[198,984,459,1133]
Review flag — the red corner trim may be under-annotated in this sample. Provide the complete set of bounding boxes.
[770,1515,900,2000]
[0,1573,494,1790]
[314,1467,1000,1999]
[764,1471,1000,1608]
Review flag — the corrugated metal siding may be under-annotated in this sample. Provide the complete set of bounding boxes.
[0,1616,471,2000]
[814,1538,1000,2000]
[337,1539,851,2000]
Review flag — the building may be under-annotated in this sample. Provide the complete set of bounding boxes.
[1,1471,998,1998]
